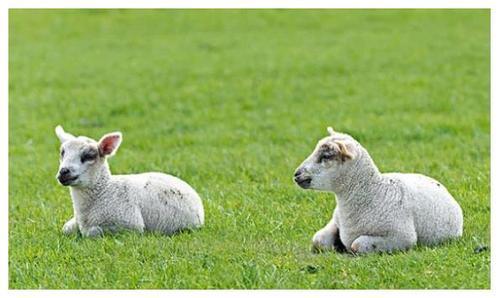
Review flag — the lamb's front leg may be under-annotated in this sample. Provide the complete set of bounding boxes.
[350,233,416,254]
[312,208,345,253]
[62,217,78,235]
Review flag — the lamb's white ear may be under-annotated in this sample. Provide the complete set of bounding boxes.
[327,126,335,136]
[98,132,122,157]
[55,125,75,143]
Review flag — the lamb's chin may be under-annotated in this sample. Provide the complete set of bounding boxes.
[65,179,83,187]
[58,178,78,186]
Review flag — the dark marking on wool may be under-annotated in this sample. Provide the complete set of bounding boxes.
[80,147,98,163]
[372,244,377,249]
[144,181,151,189]
[169,189,184,199]
[117,184,129,200]
[317,144,337,163]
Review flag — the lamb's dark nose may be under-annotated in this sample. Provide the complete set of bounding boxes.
[57,167,78,186]
[59,167,71,176]
[293,168,312,189]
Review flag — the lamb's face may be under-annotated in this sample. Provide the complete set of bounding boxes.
[55,125,122,188]
[294,129,357,191]
[57,137,102,187]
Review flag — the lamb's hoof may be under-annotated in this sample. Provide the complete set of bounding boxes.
[350,242,360,254]
[311,231,334,254]
[350,238,378,255]
[84,226,104,238]
[62,225,74,235]
[62,221,78,236]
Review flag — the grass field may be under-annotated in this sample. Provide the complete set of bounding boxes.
[8,9,490,289]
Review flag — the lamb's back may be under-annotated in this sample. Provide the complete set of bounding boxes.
[384,173,463,245]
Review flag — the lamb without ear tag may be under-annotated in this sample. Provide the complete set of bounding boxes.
[55,125,204,237]
[294,127,463,254]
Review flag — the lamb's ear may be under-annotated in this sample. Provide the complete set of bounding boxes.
[98,132,122,157]
[327,126,335,136]
[335,140,355,161]
[55,125,75,143]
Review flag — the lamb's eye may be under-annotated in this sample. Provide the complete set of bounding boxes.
[319,152,334,163]
[60,149,65,158]
[80,152,97,163]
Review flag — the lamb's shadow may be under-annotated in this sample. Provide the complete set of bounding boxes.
[63,226,196,242]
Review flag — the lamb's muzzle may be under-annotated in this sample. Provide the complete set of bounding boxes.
[57,167,78,186]
[293,168,312,189]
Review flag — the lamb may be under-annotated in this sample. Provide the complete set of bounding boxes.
[293,127,463,254]
[55,125,204,237]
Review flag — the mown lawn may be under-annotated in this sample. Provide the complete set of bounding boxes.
[8,9,490,289]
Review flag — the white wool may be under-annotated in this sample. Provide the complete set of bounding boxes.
[295,128,463,254]
[55,125,204,237]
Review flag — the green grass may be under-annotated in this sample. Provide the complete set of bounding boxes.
[8,9,490,289]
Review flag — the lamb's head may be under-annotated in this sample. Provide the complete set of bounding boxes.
[55,125,121,187]
[294,127,359,191]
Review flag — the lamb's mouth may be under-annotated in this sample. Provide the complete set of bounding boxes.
[294,176,312,189]
[58,175,79,186]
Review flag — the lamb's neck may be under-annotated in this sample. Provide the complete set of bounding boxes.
[70,164,112,205]
[331,150,383,206]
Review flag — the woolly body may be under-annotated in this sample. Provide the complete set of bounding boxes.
[55,126,204,237]
[294,128,463,254]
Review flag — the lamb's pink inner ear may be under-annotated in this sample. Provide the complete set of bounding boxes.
[99,134,121,156]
